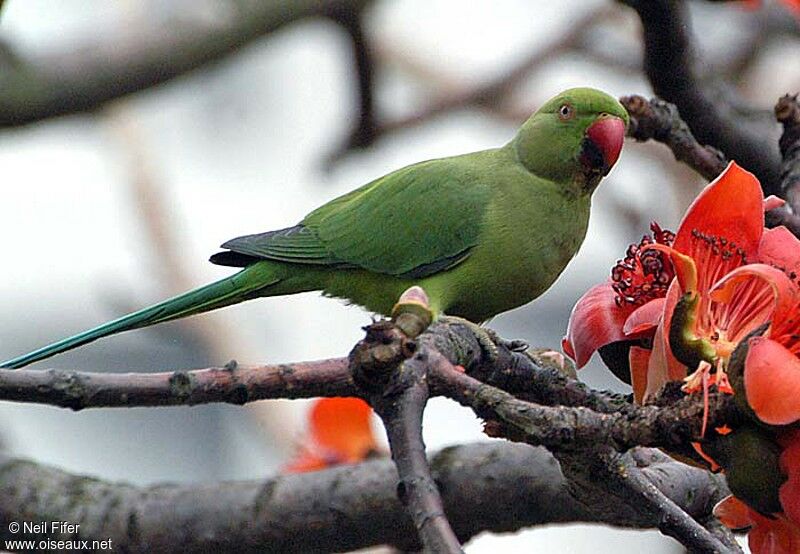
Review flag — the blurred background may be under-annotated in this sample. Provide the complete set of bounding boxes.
[0,0,798,551]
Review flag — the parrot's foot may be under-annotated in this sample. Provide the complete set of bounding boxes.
[438,316,525,363]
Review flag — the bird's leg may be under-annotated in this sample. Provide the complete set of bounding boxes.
[437,316,527,363]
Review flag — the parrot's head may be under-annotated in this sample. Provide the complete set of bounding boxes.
[512,87,629,194]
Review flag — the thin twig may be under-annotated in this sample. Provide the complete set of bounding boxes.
[614,455,733,553]
[764,94,800,235]
[621,95,727,181]
[424,343,733,552]
[428,353,741,454]
[619,92,800,237]
[367,5,617,142]
[354,298,462,552]
[0,358,355,409]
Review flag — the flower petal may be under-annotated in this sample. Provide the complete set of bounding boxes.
[629,345,651,404]
[623,297,665,335]
[709,263,800,348]
[310,397,376,461]
[646,244,697,293]
[660,280,690,382]
[644,322,671,402]
[564,282,635,368]
[749,515,800,554]
[673,162,764,260]
[764,195,786,212]
[759,226,800,281]
[744,337,800,425]
[714,495,754,530]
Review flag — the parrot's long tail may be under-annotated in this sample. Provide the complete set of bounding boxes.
[1,264,280,369]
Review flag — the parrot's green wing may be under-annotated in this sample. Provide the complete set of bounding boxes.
[219,159,492,279]
[217,225,349,266]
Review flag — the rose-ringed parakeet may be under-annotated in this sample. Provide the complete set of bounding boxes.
[2,87,628,369]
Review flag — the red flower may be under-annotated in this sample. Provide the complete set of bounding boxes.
[564,162,770,399]
[284,397,378,473]
[641,162,771,397]
[732,226,800,425]
[562,222,676,401]
[564,161,800,552]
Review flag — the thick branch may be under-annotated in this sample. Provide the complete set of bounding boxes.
[0,0,370,127]
[557,448,735,554]
[0,442,727,553]
[620,0,783,195]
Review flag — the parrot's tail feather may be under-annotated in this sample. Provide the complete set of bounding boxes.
[1,267,280,369]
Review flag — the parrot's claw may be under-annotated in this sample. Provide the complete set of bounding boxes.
[438,316,502,363]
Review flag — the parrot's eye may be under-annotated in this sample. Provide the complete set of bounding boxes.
[558,103,575,121]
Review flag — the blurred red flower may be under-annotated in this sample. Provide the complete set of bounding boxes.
[284,397,378,473]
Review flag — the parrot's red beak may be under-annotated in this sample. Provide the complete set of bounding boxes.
[585,116,625,170]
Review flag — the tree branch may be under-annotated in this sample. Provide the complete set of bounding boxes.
[556,447,737,554]
[619,93,800,237]
[0,291,740,551]
[361,5,617,145]
[620,0,783,195]
[621,95,727,181]
[0,318,621,414]
[0,442,728,553]
[325,2,378,163]
[0,359,356,409]
[776,94,800,214]
[428,353,741,456]
[0,0,371,127]
[374,380,462,553]
[0,318,735,457]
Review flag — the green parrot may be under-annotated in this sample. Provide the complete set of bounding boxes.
[2,87,628,369]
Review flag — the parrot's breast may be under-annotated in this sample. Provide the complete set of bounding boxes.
[432,175,592,321]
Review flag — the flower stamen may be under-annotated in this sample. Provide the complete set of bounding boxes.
[611,222,675,306]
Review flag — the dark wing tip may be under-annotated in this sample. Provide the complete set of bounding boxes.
[209,251,257,267]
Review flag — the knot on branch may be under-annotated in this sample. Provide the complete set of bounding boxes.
[349,286,433,392]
